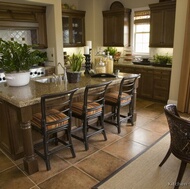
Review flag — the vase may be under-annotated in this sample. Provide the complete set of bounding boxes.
[5,71,30,87]
[66,71,81,83]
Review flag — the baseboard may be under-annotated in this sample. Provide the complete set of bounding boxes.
[167,99,177,105]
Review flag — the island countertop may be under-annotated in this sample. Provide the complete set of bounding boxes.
[0,73,138,108]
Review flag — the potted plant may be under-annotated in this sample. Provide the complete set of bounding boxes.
[67,52,84,83]
[0,39,46,86]
[153,53,172,66]
[104,47,121,62]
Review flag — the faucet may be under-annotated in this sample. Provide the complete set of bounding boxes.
[58,62,67,82]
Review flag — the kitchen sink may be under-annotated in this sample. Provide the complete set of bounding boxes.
[35,75,65,83]
[35,77,57,83]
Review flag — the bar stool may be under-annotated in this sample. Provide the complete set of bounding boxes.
[71,81,112,150]
[104,75,139,133]
[31,88,78,171]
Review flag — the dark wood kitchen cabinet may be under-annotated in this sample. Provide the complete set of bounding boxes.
[62,9,86,47]
[0,100,24,160]
[114,64,171,102]
[138,68,154,99]
[153,69,171,101]
[102,8,131,47]
[149,1,176,47]
[0,2,47,48]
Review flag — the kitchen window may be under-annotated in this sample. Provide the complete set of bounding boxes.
[133,10,150,55]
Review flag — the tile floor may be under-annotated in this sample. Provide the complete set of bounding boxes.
[0,99,172,189]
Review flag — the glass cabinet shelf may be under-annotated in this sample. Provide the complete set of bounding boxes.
[62,8,86,47]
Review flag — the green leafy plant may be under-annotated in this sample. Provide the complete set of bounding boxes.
[68,52,84,72]
[104,47,117,56]
[0,39,47,73]
[153,53,172,64]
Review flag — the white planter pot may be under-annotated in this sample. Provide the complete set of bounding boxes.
[5,72,30,87]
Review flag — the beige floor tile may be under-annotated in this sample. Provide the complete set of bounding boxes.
[103,138,147,161]
[135,114,154,127]
[38,166,97,189]
[0,167,34,189]
[104,121,138,136]
[88,131,122,149]
[0,150,15,172]
[139,119,169,134]
[76,150,125,181]
[136,98,155,109]
[154,113,168,123]
[20,155,71,184]
[56,138,99,164]
[137,102,165,119]
[124,127,163,146]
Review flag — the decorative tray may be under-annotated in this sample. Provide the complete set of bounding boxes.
[151,62,172,67]
[132,61,151,66]
[91,73,116,78]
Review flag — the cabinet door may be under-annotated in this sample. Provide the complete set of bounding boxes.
[62,9,85,47]
[35,12,48,48]
[63,16,70,45]
[162,9,175,47]
[103,8,131,47]
[149,10,164,47]
[114,13,125,46]
[139,69,154,98]
[153,70,171,101]
[0,100,11,153]
[103,15,114,46]
[71,17,84,45]
[149,1,176,47]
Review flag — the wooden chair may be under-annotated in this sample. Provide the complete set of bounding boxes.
[71,81,112,150]
[31,88,78,171]
[159,104,190,189]
[104,75,139,133]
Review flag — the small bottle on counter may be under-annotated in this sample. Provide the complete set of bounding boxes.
[106,52,113,74]
[95,58,106,73]
[94,48,107,69]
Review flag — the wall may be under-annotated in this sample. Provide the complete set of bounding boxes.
[168,0,188,105]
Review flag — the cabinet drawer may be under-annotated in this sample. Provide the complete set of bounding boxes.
[141,69,154,74]
[154,74,170,80]
[154,70,171,75]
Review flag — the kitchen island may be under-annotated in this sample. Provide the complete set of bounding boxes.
[0,73,139,174]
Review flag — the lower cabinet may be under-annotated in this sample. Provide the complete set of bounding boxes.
[114,64,171,102]
[0,100,24,160]
[138,68,154,99]
[153,69,171,101]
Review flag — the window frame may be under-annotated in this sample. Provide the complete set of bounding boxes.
[131,7,150,56]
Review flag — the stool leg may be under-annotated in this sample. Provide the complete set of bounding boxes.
[43,135,51,171]
[67,129,76,157]
[100,115,107,141]
[116,107,121,134]
[83,120,89,151]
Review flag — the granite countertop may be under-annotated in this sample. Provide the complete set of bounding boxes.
[0,73,138,108]
[114,62,172,70]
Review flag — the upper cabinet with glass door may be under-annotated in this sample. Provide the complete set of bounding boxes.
[62,8,86,47]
